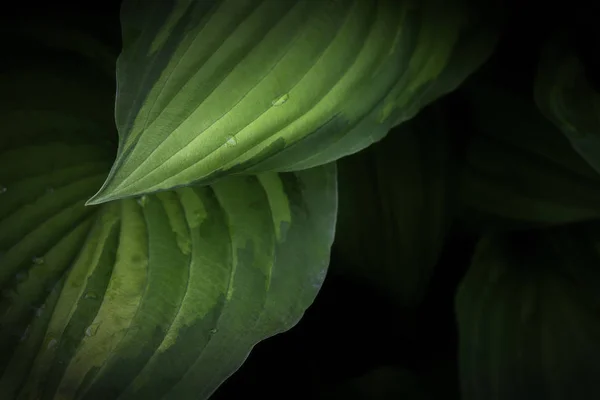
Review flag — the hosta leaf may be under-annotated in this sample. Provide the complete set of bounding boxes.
[2,19,337,399]
[457,80,600,231]
[86,0,499,205]
[0,141,112,378]
[534,36,600,175]
[456,223,600,400]
[11,164,336,400]
[333,105,454,307]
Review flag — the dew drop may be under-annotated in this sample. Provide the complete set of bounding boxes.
[84,291,99,300]
[32,256,44,265]
[47,338,58,350]
[225,136,237,147]
[46,187,55,194]
[210,328,218,334]
[136,195,148,207]
[85,322,100,337]
[0,186,6,194]
[20,325,31,342]
[271,93,289,107]
[36,304,45,317]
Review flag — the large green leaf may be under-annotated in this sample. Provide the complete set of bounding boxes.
[333,105,454,307]
[86,0,499,205]
[1,16,338,399]
[456,80,600,231]
[8,164,336,400]
[534,36,600,175]
[456,223,600,400]
[0,135,337,400]
[0,142,112,381]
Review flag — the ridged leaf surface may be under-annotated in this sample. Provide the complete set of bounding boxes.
[87,0,499,204]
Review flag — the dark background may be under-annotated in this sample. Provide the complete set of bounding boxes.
[2,0,599,398]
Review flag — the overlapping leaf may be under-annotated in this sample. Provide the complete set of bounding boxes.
[8,164,336,400]
[86,0,499,205]
[1,19,338,400]
[333,105,454,307]
[457,80,600,231]
[456,223,600,400]
[0,143,112,386]
[534,36,600,175]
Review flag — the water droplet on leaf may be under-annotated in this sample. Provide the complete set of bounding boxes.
[85,322,100,337]
[136,195,148,207]
[271,93,289,106]
[36,304,45,317]
[47,338,58,350]
[226,136,237,147]
[0,186,6,194]
[84,291,99,300]
[20,325,31,342]
[210,328,218,334]
[32,256,44,265]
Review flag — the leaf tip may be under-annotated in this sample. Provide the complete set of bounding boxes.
[85,191,115,206]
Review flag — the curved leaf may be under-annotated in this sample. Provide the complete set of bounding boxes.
[457,80,600,231]
[456,224,600,400]
[0,141,111,381]
[333,105,455,307]
[12,164,336,400]
[534,36,600,175]
[87,0,499,205]
[2,18,337,399]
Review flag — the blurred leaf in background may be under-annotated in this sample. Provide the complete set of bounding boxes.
[456,222,600,400]
[333,104,456,308]
[534,35,600,176]
[456,77,600,232]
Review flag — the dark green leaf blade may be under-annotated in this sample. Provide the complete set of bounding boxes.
[534,36,600,175]
[456,224,600,400]
[333,105,454,307]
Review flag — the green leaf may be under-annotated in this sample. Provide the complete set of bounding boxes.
[2,25,337,398]
[333,105,454,307]
[456,80,600,231]
[0,141,111,382]
[9,163,336,400]
[456,223,600,400]
[86,0,499,205]
[534,35,600,175]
